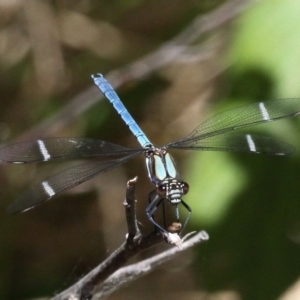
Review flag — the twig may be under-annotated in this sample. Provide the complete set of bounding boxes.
[51,177,209,300]
[51,177,162,300]
[124,177,141,239]
[93,231,209,299]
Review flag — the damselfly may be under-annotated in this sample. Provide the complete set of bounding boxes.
[1,74,300,233]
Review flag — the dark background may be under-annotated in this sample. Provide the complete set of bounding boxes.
[0,0,300,299]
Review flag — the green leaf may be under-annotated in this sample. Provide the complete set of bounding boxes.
[229,0,300,96]
[184,151,247,226]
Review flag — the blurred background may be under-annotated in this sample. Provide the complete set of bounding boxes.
[1,0,300,299]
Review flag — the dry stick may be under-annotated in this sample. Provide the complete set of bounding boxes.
[51,177,209,300]
[93,231,209,299]
[16,0,252,142]
[51,177,162,300]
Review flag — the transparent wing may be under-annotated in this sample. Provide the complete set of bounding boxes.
[168,99,300,146]
[6,152,140,214]
[0,138,141,163]
[168,132,294,155]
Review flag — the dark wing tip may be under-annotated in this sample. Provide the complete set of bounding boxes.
[6,202,35,215]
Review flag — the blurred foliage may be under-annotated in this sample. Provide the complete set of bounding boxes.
[229,0,300,97]
[1,0,300,300]
[185,1,300,300]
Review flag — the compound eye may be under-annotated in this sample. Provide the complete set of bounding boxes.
[157,184,167,196]
[182,182,189,195]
